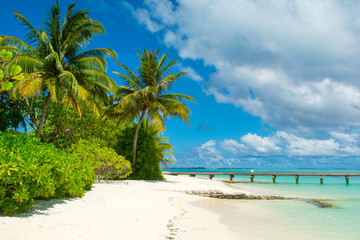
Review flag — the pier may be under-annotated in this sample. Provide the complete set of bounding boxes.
[163,172,360,184]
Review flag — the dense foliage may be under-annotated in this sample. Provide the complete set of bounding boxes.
[42,102,121,149]
[114,123,165,180]
[0,92,25,131]
[70,139,132,180]
[0,39,26,131]
[0,132,95,215]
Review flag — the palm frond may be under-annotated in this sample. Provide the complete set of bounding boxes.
[158,72,188,93]
[15,74,43,97]
[13,11,40,43]
[155,98,191,125]
[6,55,43,74]
[0,36,37,54]
[114,63,143,88]
[73,48,117,61]
[160,93,196,103]
[81,69,117,93]
[76,56,106,69]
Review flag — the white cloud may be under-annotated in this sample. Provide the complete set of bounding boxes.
[176,134,360,168]
[241,133,282,154]
[192,140,223,161]
[207,66,360,132]
[122,1,162,32]
[219,131,360,157]
[219,139,246,155]
[330,131,359,145]
[276,131,341,156]
[127,0,360,134]
[179,65,203,82]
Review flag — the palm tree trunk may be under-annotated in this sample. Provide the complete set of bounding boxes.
[132,107,147,169]
[35,92,52,139]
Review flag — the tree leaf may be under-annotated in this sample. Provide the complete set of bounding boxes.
[0,70,3,80]
[1,80,13,91]
[10,65,22,76]
[0,49,13,60]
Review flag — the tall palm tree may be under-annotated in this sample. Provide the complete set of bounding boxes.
[109,49,196,169]
[0,1,116,139]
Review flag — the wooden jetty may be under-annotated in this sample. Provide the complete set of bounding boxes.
[163,172,360,184]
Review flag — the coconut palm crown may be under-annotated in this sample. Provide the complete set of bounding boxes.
[0,0,117,138]
[109,49,196,168]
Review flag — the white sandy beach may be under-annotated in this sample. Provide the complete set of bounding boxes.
[0,175,252,240]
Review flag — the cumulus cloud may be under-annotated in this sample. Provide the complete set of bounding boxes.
[219,131,360,157]
[122,1,163,32]
[179,65,203,82]
[241,133,282,154]
[176,133,360,168]
[192,140,223,161]
[126,0,360,135]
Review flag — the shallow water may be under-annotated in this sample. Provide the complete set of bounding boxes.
[169,169,360,239]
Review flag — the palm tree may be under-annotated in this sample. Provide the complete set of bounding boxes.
[0,1,116,139]
[109,49,196,169]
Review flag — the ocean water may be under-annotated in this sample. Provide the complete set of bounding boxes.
[167,169,360,239]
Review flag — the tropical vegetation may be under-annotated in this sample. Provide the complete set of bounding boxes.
[0,1,195,215]
[0,1,116,140]
[0,132,95,214]
[109,49,196,170]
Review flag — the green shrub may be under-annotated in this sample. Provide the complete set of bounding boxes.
[41,102,122,150]
[0,132,95,215]
[113,123,165,180]
[70,139,132,180]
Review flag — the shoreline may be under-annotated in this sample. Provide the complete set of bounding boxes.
[0,175,345,239]
[0,175,246,240]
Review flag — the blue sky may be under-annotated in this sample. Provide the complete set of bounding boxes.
[2,0,360,169]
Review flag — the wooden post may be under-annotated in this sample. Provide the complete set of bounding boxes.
[345,175,350,185]
[320,176,323,184]
[295,175,299,184]
[229,174,234,181]
[209,174,214,180]
[272,175,276,183]
[249,175,254,182]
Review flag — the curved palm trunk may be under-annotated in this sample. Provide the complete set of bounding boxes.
[35,92,52,139]
[132,107,148,169]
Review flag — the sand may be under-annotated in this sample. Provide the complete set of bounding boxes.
[0,175,250,240]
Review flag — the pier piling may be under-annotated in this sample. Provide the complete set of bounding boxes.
[249,175,254,182]
[320,176,323,184]
[229,174,234,181]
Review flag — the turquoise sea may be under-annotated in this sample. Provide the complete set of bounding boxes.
[167,169,360,240]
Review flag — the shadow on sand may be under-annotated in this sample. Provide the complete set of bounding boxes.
[4,198,79,218]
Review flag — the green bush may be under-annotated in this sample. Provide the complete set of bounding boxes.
[42,102,122,150]
[70,139,132,180]
[113,123,165,180]
[0,132,95,215]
